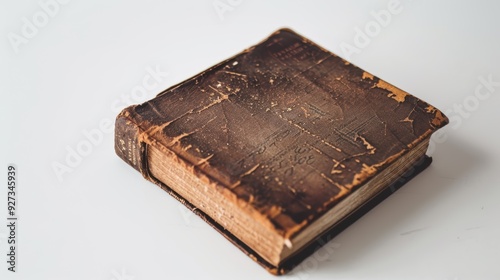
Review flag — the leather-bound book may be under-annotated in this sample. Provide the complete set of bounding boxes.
[114,28,448,275]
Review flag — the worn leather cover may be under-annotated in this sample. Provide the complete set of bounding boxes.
[115,28,448,274]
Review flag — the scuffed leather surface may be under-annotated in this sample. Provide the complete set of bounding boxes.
[122,28,448,238]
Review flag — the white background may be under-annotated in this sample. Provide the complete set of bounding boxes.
[1,1,500,279]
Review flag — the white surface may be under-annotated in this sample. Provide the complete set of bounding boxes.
[1,1,500,279]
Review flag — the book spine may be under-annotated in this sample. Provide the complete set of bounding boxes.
[114,107,149,178]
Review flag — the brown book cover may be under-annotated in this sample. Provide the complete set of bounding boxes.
[114,28,448,275]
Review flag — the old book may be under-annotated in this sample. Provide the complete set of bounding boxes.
[114,28,448,275]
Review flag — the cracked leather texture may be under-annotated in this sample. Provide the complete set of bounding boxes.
[116,28,448,240]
